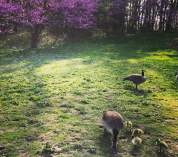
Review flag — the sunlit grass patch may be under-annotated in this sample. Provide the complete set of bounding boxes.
[127,59,138,63]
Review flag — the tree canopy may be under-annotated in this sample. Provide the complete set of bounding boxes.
[0,0,177,48]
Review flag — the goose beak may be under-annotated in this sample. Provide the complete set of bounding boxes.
[112,148,116,154]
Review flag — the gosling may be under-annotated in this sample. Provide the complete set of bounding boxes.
[132,128,144,138]
[132,137,142,149]
[123,70,146,90]
[102,110,124,154]
[125,121,132,132]
[156,138,168,154]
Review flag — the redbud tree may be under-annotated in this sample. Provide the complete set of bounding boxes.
[0,0,99,48]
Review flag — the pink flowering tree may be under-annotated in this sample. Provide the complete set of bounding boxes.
[0,1,21,36]
[0,0,99,48]
[61,0,99,29]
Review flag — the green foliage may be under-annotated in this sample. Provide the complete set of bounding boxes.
[42,142,55,152]
[19,120,28,127]
[36,120,45,126]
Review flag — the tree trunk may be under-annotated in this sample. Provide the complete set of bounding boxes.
[30,25,44,48]
[159,1,163,31]
[165,0,175,32]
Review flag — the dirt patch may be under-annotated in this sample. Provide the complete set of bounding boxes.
[65,133,82,142]
[75,96,82,101]
[35,133,46,142]
[80,127,89,133]
[164,119,177,122]
[94,116,102,121]
[6,129,14,132]
[107,95,114,100]
[71,109,79,114]
[165,138,178,154]
[18,152,27,157]
[0,114,4,119]
[136,124,145,130]
[0,130,4,135]
[83,140,94,144]
[47,115,57,121]
[45,130,57,138]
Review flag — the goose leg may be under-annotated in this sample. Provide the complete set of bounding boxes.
[136,84,138,90]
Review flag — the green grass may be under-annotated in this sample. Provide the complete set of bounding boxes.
[0,33,178,157]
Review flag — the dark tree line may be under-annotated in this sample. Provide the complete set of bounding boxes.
[96,0,178,35]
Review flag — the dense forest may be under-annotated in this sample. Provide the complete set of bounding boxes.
[0,0,178,48]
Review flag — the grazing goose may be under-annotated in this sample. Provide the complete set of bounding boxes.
[102,110,124,154]
[131,128,144,138]
[123,70,146,90]
[175,72,178,82]
[125,121,132,132]
[156,138,168,154]
[132,137,142,149]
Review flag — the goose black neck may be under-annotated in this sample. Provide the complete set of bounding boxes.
[142,70,144,76]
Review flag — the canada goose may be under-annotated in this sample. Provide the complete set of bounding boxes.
[132,137,142,149]
[123,70,146,90]
[125,121,132,132]
[131,128,144,138]
[156,138,168,154]
[175,72,178,82]
[102,110,124,154]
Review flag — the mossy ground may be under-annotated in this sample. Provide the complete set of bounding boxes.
[0,33,178,157]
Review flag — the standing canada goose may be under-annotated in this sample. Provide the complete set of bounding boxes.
[156,138,168,154]
[175,72,178,82]
[131,128,144,138]
[102,110,124,154]
[132,137,142,149]
[125,121,132,132]
[123,70,146,90]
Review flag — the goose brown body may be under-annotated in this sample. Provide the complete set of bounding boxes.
[102,110,124,154]
[123,70,146,89]
[102,111,124,134]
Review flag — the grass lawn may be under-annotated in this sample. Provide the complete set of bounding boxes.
[0,33,178,157]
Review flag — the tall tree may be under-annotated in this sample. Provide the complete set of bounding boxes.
[1,0,99,48]
[109,0,128,34]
